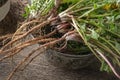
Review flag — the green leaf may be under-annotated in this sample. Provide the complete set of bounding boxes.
[90,29,99,40]
[94,3,97,8]
[100,61,112,73]
[115,42,120,51]
[115,15,120,20]
[22,6,30,18]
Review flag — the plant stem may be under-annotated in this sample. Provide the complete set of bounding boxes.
[71,16,102,62]
[95,49,120,79]
[106,29,120,38]
[100,37,120,55]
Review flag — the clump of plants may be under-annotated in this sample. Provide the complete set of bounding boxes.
[0,0,120,80]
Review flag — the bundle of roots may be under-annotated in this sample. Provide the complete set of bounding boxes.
[0,7,82,80]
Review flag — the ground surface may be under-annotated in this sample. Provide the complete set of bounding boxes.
[0,42,119,80]
[0,0,25,35]
[0,0,119,80]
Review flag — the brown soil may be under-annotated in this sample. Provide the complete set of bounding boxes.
[0,0,25,35]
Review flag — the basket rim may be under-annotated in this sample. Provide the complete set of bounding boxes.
[46,49,93,58]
